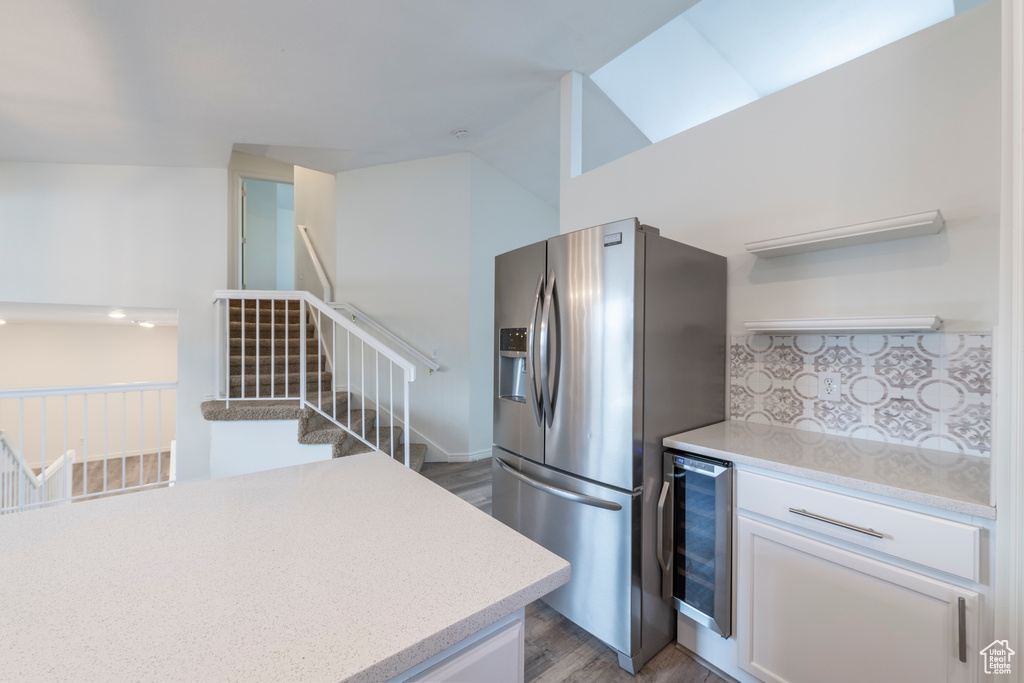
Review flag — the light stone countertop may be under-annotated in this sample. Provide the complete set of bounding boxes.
[664,421,994,519]
[0,452,570,682]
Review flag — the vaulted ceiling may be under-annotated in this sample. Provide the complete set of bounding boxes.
[0,0,698,206]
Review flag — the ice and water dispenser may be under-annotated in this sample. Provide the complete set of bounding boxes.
[497,327,528,403]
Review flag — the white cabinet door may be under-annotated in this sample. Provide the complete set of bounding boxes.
[737,516,978,683]
[407,619,524,683]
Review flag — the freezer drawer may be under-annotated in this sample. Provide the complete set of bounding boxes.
[492,450,640,657]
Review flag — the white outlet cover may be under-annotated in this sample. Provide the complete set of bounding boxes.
[818,372,842,401]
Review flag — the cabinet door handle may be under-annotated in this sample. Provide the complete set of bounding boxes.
[788,508,884,538]
[958,597,967,663]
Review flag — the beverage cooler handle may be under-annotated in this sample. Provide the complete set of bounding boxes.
[656,481,670,573]
[657,475,675,602]
[526,274,545,427]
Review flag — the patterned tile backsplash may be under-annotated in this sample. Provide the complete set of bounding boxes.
[730,334,992,456]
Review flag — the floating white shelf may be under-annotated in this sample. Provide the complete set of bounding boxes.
[745,210,945,258]
[743,316,944,334]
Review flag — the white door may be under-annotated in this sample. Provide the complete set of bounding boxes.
[736,516,978,683]
[240,179,294,290]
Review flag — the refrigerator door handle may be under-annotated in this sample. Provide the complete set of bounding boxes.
[526,273,545,426]
[540,269,558,427]
[496,459,623,511]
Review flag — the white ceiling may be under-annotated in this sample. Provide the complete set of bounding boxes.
[0,0,697,207]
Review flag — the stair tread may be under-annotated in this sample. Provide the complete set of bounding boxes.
[200,392,351,421]
[299,410,376,444]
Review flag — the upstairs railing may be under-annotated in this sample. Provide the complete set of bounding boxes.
[1,431,75,514]
[213,290,416,467]
[0,382,177,513]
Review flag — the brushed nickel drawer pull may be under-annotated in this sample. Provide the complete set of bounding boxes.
[788,508,884,539]
[958,597,967,663]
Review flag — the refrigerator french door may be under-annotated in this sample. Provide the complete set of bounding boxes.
[492,218,727,673]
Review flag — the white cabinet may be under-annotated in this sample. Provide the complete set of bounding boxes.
[736,516,979,683]
[407,618,524,683]
[392,609,525,683]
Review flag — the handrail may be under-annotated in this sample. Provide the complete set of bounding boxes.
[1,431,42,489]
[214,289,418,380]
[214,290,415,466]
[297,224,332,302]
[331,302,440,373]
[42,450,75,483]
[0,381,177,400]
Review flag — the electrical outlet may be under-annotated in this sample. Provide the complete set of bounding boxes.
[818,372,841,401]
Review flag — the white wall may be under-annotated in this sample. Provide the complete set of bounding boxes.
[336,154,473,458]
[0,163,226,482]
[210,420,330,479]
[468,156,561,455]
[561,4,1001,335]
[335,153,558,460]
[0,322,178,467]
[294,166,337,298]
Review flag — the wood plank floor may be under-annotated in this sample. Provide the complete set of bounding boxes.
[419,458,726,683]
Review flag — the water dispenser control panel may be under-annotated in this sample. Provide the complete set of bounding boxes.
[499,327,527,357]
[498,327,528,403]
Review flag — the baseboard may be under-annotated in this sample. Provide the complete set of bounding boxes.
[408,429,490,464]
[447,448,492,463]
[676,644,743,683]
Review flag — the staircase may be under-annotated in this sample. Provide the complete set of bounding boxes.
[201,298,427,471]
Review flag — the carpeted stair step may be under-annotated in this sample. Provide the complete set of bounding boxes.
[229,320,314,337]
[200,391,351,421]
[229,302,303,319]
[341,424,403,456]
[298,409,376,447]
[229,337,320,353]
[228,370,331,389]
[229,353,324,373]
[388,443,427,472]
[201,398,306,421]
[228,373,334,399]
[343,427,426,473]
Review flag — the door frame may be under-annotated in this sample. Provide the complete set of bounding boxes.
[229,169,294,290]
[996,0,1024,673]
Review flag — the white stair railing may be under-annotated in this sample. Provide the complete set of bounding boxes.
[0,382,178,513]
[213,290,416,467]
[1,431,76,514]
[330,302,439,374]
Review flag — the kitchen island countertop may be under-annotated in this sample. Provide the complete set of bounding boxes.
[0,452,569,682]
[665,420,993,519]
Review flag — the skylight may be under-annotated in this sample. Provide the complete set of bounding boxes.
[590,0,983,144]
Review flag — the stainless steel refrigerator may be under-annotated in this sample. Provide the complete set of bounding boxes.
[491,218,726,673]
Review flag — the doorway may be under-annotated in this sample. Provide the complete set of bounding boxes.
[241,179,294,290]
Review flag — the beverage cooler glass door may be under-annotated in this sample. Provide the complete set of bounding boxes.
[660,450,733,638]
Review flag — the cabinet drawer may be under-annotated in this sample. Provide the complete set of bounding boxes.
[736,470,979,581]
